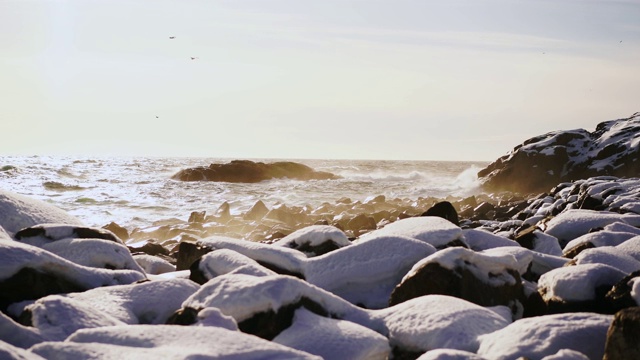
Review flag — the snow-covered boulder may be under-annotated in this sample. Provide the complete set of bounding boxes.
[30,325,321,359]
[360,216,465,249]
[0,241,145,312]
[0,190,84,236]
[0,339,45,360]
[132,254,176,275]
[389,247,523,315]
[190,249,276,284]
[538,263,627,313]
[179,273,383,339]
[375,295,510,354]
[563,227,639,258]
[304,235,436,308]
[462,229,520,251]
[477,313,613,360]
[544,209,640,248]
[40,238,144,272]
[273,225,350,257]
[273,308,390,360]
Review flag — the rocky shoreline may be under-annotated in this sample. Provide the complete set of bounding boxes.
[2,113,640,359]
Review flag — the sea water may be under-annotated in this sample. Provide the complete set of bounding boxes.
[0,156,488,229]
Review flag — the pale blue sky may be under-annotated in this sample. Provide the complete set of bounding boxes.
[1,0,638,160]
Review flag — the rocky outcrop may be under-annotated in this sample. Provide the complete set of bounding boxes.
[478,113,640,194]
[172,160,339,183]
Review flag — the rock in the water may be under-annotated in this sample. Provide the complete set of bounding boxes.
[172,159,339,183]
[603,307,640,360]
[478,113,640,194]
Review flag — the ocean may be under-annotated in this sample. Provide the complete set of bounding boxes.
[0,156,488,230]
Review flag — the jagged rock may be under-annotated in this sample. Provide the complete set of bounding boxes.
[188,211,206,223]
[172,160,339,183]
[421,201,460,226]
[244,200,269,221]
[103,222,129,241]
[478,113,640,193]
[175,241,212,271]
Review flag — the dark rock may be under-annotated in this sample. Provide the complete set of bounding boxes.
[237,297,328,340]
[0,267,86,312]
[172,160,339,183]
[478,113,640,193]
[604,307,640,360]
[421,201,460,226]
[166,307,200,326]
[563,242,596,259]
[175,242,212,271]
[605,271,640,313]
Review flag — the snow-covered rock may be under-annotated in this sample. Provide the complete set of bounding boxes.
[538,263,627,313]
[360,216,464,249]
[0,190,84,235]
[30,325,321,359]
[376,295,510,354]
[273,225,350,257]
[477,313,612,360]
[304,235,436,308]
[0,241,145,311]
[273,308,390,360]
[478,113,640,193]
[544,209,640,247]
[390,247,523,314]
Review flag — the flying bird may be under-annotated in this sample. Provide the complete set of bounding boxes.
[169,36,175,39]
[190,57,198,60]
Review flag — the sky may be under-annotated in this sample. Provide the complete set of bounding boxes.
[1,0,639,161]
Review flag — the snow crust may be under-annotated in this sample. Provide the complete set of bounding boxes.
[544,209,640,245]
[405,247,519,287]
[573,246,640,273]
[360,216,463,248]
[0,241,145,286]
[197,248,276,279]
[538,263,626,302]
[30,325,321,359]
[304,235,436,308]
[417,348,487,360]
[0,190,84,235]
[132,254,175,274]
[462,229,519,251]
[273,225,350,255]
[477,313,612,360]
[374,295,510,353]
[273,308,390,360]
[0,340,44,360]
[41,238,144,272]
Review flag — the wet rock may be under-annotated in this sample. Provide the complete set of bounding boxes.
[421,201,460,226]
[347,214,377,233]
